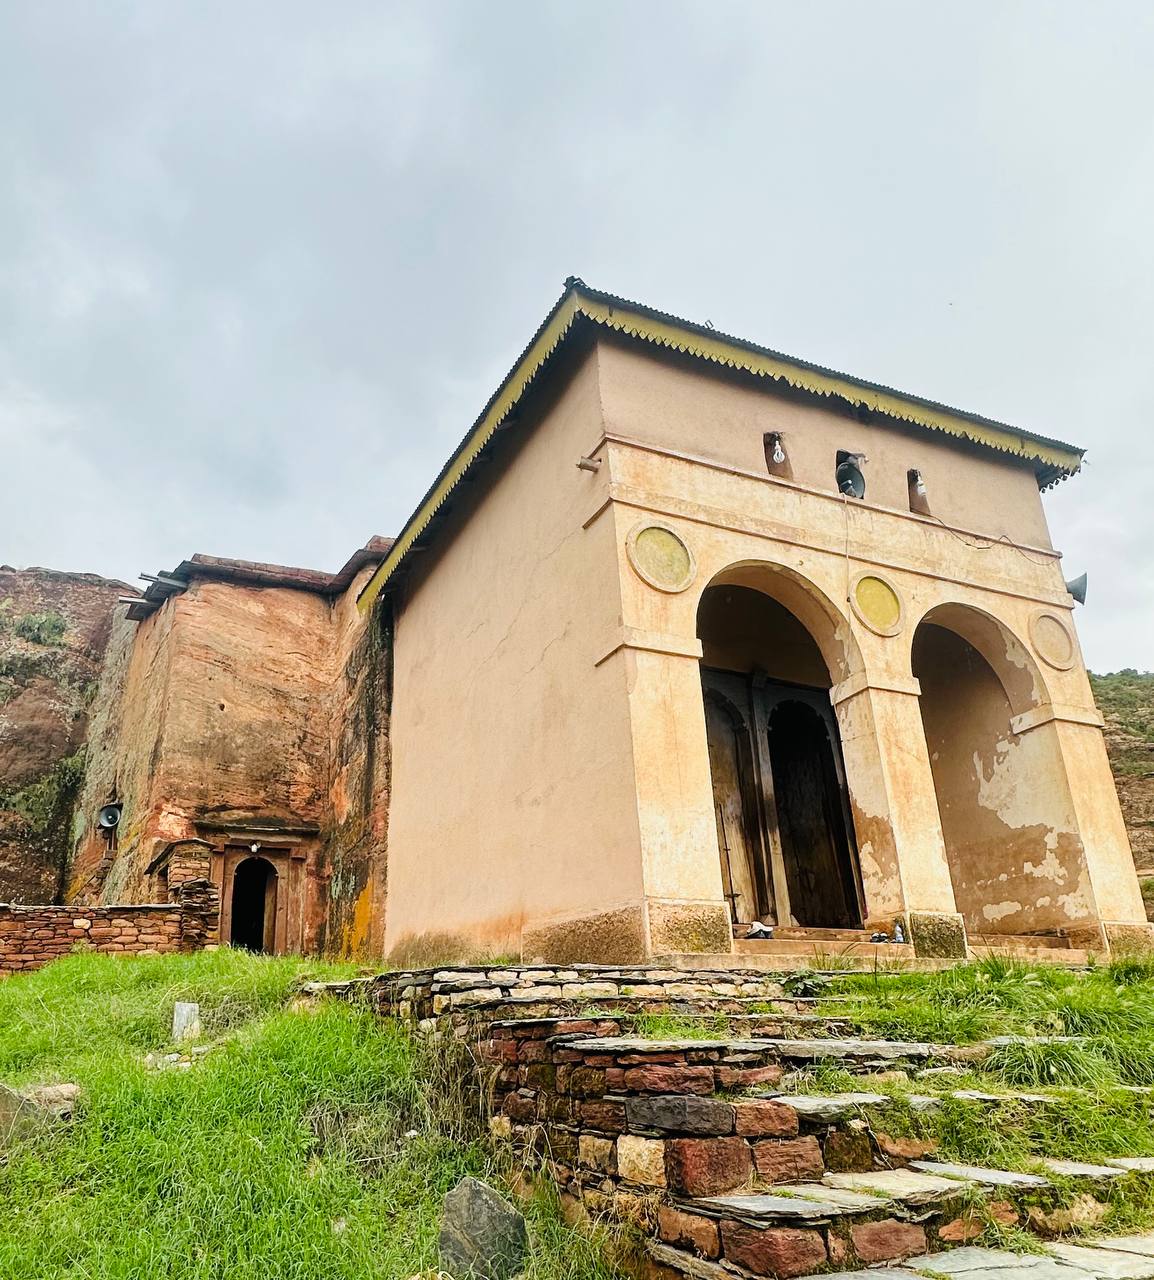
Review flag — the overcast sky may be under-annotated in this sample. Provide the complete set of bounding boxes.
[2,3,1152,671]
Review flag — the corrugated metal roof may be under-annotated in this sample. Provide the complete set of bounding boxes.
[357,279,1085,612]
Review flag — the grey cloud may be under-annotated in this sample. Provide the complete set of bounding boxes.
[1,1,1151,668]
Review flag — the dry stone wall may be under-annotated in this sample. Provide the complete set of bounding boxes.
[0,879,219,976]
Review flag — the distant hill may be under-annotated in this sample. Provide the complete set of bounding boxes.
[1091,670,1154,919]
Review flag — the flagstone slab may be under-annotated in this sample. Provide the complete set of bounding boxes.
[822,1167,965,1204]
[1049,1245,1154,1279]
[908,1160,1050,1188]
[1041,1159,1127,1180]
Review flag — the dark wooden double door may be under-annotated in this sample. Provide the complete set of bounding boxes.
[703,668,863,930]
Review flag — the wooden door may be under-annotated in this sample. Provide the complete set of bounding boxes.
[701,669,863,930]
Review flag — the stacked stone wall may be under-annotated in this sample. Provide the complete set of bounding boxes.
[0,879,219,976]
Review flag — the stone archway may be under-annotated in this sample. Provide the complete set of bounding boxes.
[912,603,1097,939]
[696,566,864,932]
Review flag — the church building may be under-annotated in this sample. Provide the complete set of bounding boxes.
[10,280,1149,965]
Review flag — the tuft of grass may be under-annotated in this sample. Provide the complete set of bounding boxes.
[0,950,626,1279]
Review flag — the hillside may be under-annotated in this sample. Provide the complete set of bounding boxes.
[1091,671,1154,916]
[0,951,625,1280]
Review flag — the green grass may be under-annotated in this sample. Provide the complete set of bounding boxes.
[0,951,628,1279]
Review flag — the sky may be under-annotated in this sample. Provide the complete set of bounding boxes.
[1,3,1152,672]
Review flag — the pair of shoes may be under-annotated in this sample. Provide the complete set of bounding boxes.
[869,931,890,943]
[746,922,774,940]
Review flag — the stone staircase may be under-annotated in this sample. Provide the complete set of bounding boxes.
[322,962,1154,1279]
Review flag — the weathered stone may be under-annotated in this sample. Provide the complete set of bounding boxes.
[578,1133,616,1173]
[733,1099,798,1138]
[667,1137,752,1197]
[438,1177,528,1280]
[172,1002,201,1042]
[751,1136,824,1183]
[20,1082,82,1118]
[823,1129,873,1173]
[0,1083,49,1149]
[780,1093,890,1123]
[850,1219,927,1263]
[876,1131,938,1161]
[657,1205,721,1258]
[720,1222,827,1277]
[626,1095,735,1135]
[624,1065,716,1094]
[617,1135,667,1187]
[1027,1193,1108,1237]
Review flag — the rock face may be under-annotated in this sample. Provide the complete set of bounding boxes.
[0,566,131,903]
[438,1177,528,1280]
[1090,672,1154,919]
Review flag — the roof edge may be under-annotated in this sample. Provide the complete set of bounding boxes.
[357,280,1085,612]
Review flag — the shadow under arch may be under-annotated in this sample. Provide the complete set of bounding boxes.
[911,600,1095,939]
[912,601,1051,717]
[695,560,864,932]
[698,560,864,688]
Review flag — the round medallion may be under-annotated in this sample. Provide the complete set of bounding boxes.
[1029,609,1076,670]
[850,572,903,636]
[626,522,696,593]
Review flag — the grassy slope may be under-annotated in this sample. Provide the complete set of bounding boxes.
[0,951,625,1280]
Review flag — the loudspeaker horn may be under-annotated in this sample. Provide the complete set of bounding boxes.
[1065,572,1088,605]
[97,803,122,830]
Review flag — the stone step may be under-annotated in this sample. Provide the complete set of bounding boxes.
[968,943,1091,966]
[734,939,914,960]
[644,1161,1154,1278]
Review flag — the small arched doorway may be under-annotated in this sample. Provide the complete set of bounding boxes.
[698,576,863,931]
[230,857,278,953]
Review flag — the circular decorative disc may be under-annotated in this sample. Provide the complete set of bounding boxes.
[1030,609,1076,670]
[850,573,903,636]
[626,523,696,593]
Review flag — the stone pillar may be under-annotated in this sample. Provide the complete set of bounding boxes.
[1013,705,1152,949]
[831,674,967,957]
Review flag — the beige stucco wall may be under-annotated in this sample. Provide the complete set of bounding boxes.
[384,351,650,962]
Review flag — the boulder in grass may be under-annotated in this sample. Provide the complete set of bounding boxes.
[0,1084,51,1150]
[438,1177,528,1280]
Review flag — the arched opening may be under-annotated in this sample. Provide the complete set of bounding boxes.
[912,606,1095,939]
[698,574,863,932]
[230,857,278,953]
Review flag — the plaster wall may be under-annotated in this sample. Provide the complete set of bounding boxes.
[384,351,647,963]
[596,338,1053,550]
[913,624,1095,936]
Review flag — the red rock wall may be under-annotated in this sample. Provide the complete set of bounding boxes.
[0,567,131,903]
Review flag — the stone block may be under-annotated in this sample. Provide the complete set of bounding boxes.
[733,1099,798,1138]
[715,1064,783,1090]
[578,1134,616,1174]
[823,1129,873,1172]
[751,1136,824,1183]
[850,1219,927,1263]
[616,1135,667,1187]
[875,1131,938,1162]
[666,1137,752,1197]
[720,1223,827,1277]
[626,1095,735,1135]
[580,1099,627,1132]
[657,1205,721,1258]
[623,1065,714,1094]
[438,1177,527,1280]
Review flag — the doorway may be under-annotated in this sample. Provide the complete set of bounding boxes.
[698,582,863,932]
[229,857,278,953]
